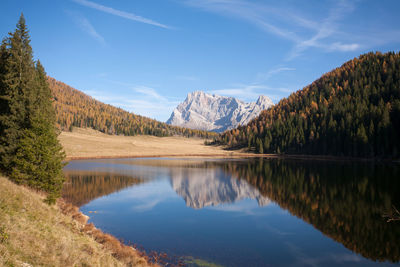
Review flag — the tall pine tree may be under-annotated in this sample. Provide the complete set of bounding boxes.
[0,14,34,170]
[0,14,65,203]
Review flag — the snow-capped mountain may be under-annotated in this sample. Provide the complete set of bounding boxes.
[166,91,273,132]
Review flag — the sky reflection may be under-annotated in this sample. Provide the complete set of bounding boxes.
[64,158,400,267]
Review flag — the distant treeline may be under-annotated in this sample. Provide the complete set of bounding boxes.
[215,52,400,157]
[48,77,218,139]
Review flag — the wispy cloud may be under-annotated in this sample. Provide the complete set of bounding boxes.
[209,84,266,100]
[257,67,296,82]
[123,98,180,113]
[109,97,179,121]
[72,0,172,29]
[185,0,300,42]
[134,86,168,102]
[209,82,292,103]
[68,11,105,44]
[184,0,363,59]
[328,42,360,52]
[287,0,359,59]
[83,81,179,121]
[78,16,105,44]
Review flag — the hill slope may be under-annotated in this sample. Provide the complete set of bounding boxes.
[167,91,273,132]
[48,78,217,139]
[0,177,150,266]
[217,52,400,157]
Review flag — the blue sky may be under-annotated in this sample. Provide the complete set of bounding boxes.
[1,0,399,121]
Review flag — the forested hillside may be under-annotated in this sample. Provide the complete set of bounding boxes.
[48,77,217,138]
[217,52,400,157]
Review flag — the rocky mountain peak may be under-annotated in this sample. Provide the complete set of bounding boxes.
[166,91,273,133]
[188,91,204,99]
[256,95,273,106]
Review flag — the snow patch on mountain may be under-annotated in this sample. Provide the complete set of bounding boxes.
[166,91,273,132]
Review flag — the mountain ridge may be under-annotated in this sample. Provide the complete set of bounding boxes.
[48,78,217,139]
[167,91,273,132]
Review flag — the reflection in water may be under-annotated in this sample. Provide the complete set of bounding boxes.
[216,159,400,263]
[62,170,144,206]
[63,158,400,265]
[169,167,270,209]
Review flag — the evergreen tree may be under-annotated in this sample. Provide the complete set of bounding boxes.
[0,14,35,170]
[0,14,65,203]
[258,138,264,154]
[216,51,400,158]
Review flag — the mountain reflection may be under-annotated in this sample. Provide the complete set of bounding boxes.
[213,159,400,263]
[63,158,400,263]
[62,170,144,206]
[169,167,270,209]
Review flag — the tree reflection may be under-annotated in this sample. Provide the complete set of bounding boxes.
[62,171,144,206]
[214,159,400,263]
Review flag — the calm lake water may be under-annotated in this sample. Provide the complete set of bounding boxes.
[63,158,400,267]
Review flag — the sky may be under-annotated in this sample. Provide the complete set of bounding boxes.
[1,0,399,121]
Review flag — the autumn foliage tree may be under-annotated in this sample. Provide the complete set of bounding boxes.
[48,77,218,139]
[216,52,400,158]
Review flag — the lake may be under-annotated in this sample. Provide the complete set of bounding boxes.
[63,158,400,267]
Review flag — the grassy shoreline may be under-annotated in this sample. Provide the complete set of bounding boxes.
[0,176,154,267]
[59,128,398,163]
[65,152,399,162]
[59,127,242,160]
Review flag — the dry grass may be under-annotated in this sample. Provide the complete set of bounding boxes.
[0,176,153,267]
[59,127,386,162]
[59,127,242,160]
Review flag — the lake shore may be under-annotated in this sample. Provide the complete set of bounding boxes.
[59,127,246,160]
[0,176,154,267]
[59,127,396,162]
